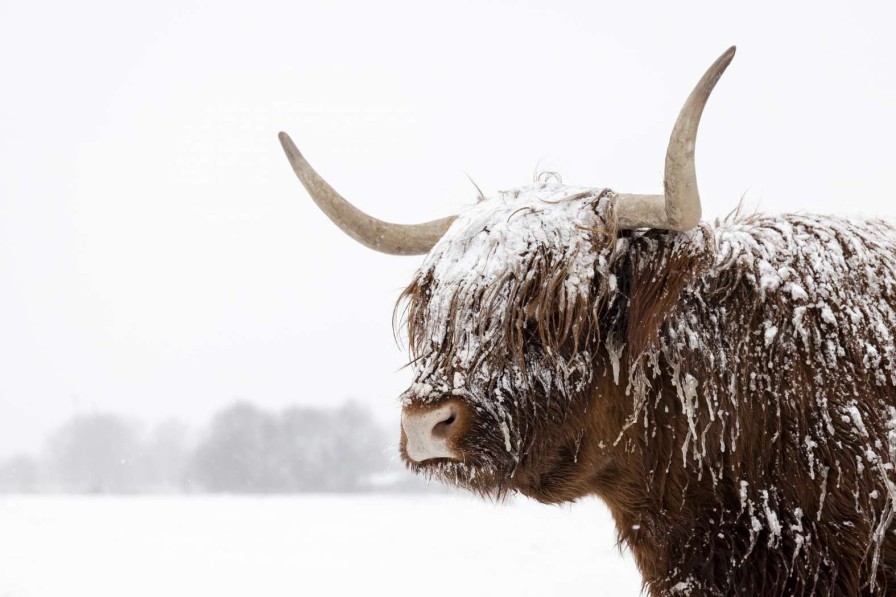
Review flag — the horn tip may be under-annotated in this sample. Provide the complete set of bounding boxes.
[719,46,737,67]
[278,131,302,160]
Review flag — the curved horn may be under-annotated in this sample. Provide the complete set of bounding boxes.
[616,46,736,231]
[278,132,456,255]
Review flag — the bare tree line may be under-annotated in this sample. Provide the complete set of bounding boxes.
[0,401,432,494]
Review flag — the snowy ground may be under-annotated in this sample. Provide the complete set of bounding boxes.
[0,494,642,596]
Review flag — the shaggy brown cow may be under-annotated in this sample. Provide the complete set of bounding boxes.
[279,47,896,595]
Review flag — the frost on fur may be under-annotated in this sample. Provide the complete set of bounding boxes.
[398,183,896,595]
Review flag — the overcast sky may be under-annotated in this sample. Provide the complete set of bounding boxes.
[0,0,894,458]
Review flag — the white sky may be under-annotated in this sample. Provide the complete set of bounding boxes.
[0,0,894,458]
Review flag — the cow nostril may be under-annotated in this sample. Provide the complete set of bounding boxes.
[431,407,457,439]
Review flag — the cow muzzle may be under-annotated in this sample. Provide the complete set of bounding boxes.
[401,400,462,463]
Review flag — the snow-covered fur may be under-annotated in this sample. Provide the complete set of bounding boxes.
[398,183,896,595]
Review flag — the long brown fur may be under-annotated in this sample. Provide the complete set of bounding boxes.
[397,187,896,595]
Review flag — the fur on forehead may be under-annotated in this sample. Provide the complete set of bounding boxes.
[423,184,617,291]
[398,183,622,404]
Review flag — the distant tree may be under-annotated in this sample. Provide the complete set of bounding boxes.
[140,418,192,491]
[189,401,390,493]
[278,401,389,492]
[13,401,422,494]
[0,455,41,493]
[46,413,141,493]
[188,402,282,492]
[319,400,390,491]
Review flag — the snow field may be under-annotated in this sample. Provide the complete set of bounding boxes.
[0,494,641,597]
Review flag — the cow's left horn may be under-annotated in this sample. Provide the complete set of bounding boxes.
[279,132,456,255]
[616,46,736,231]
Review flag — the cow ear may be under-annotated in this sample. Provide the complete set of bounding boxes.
[624,229,711,357]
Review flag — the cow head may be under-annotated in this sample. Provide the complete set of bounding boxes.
[280,47,735,501]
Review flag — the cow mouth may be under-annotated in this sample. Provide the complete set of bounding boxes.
[400,449,466,478]
[403,454,460,467]
[404,453,515,498]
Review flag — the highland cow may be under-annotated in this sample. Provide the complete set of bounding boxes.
[279,47,896,595]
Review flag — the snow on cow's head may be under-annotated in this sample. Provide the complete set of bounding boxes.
[396,183,624,497]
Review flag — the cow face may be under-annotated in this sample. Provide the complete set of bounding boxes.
[397,184,622,498]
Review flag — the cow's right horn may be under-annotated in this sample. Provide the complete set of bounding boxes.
[279,132,456,256]
[616,46,736,231]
